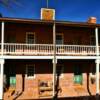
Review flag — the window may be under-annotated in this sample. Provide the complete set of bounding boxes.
[56,34,63,44]
[26,32,35,44]
[90,32,95,45]
[6,34,16,52]
[56,65,64,78]
[26,65,35,79]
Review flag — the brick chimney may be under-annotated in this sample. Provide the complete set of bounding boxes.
[87,17,97,24]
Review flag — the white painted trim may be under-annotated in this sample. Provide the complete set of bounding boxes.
[1,22,4,56]
[52,59,57,63]
[95,27,100,94]
[26,32,35,44]
[0,59,4,99]
[0,59,5,64]
[53,22,56,97]
[95,28,99,56]
[0,55,100,60]
[25,64,35,79]
[95,59,99,94]
[1,55,54,59]
[56,56,97,59]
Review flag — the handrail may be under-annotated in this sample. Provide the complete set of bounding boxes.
[0,43,97,56]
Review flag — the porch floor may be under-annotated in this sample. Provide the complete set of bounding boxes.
[3,85,97,100]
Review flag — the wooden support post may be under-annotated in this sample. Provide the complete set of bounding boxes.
[95,27,99,96]
[1,21,4,56]
[52,22,57,98]
[0,59,5,99]
[95,60,99,94]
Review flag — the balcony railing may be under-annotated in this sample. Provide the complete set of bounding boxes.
[0,43,97,56]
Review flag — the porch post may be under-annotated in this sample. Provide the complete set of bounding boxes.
[1,21,5,55]
[52,59,57,97]
[95,27,99,95]
[52,22,56,98]
[95,60,99,95]
[0,59,5,99]
[95,27,99,56]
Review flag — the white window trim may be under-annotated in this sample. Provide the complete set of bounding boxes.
[56,33,64,44]
[56,65,64,78]
[25,64,35,79]
[26,32,35,44]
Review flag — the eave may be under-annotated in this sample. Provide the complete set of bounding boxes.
[0,17,100,28]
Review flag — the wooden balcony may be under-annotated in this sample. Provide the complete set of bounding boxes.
[0,43,97,56]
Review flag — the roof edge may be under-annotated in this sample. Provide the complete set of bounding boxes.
[0,17,100,27]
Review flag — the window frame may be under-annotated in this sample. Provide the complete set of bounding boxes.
[56,33,64,45]
[26,64,35,79]
[26,32,35,44]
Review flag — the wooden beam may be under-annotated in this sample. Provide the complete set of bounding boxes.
[1,22,4,56]
[95,27,99,95]
[0,59,5,99]
[53,22,57,98]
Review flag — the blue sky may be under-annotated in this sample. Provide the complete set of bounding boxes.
[0,0,100,23]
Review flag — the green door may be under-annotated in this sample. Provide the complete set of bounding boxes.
[9,66,16,87]
[74,66,83,84]
[10,76,16,87]
[74,74,83,84]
